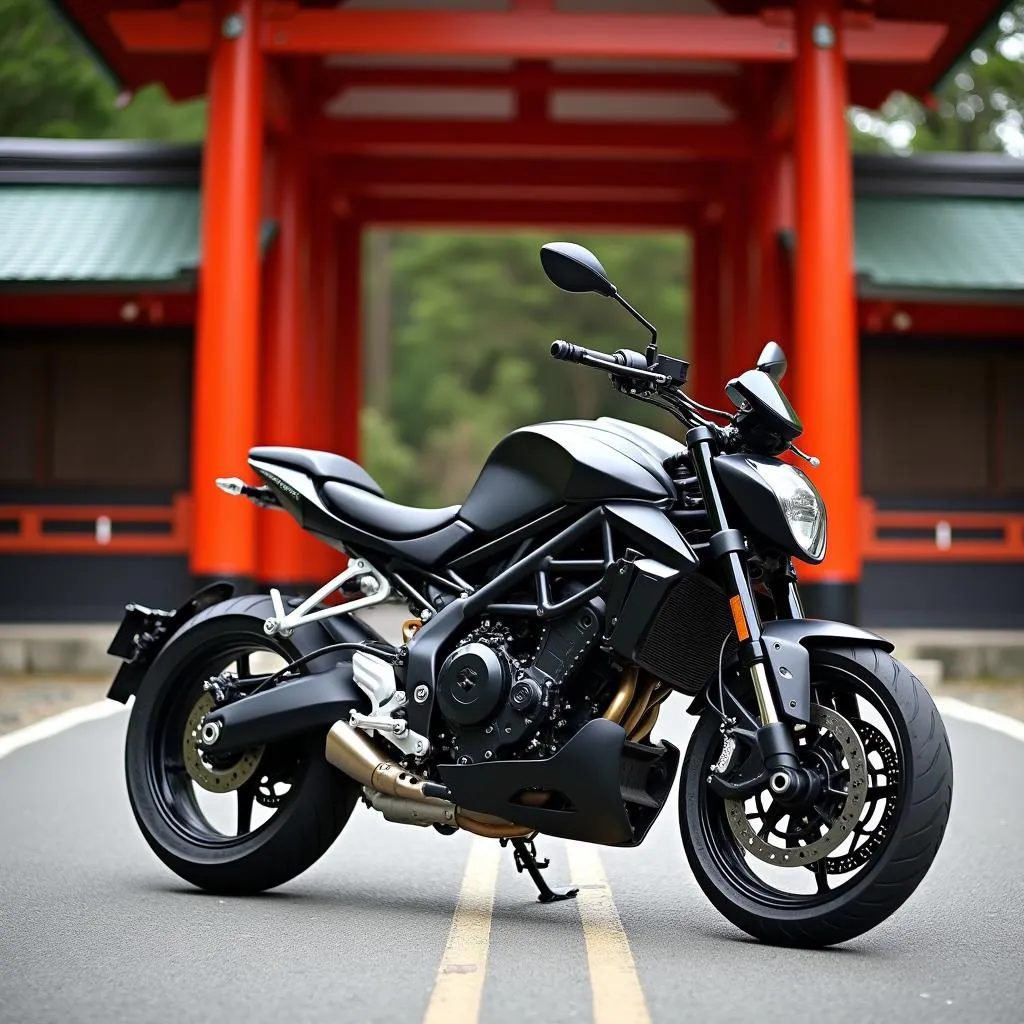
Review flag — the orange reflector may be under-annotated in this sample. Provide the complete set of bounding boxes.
[729,595,750,642]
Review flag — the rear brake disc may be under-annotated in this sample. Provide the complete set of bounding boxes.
[183,692,264,794]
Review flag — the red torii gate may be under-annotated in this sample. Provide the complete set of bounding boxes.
[63,0,996,622]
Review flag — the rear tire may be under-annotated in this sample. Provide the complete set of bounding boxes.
[125,594,360,894]
[680,646,952,947]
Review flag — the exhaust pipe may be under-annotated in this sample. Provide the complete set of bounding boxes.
[364,791,457,828]
[325,721,446,801]
[325,722,532,838]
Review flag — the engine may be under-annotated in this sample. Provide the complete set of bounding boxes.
[434,600,605,765]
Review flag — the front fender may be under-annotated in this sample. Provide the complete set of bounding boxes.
[761,619,894,723]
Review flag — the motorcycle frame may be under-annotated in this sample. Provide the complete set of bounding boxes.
[263,557,393,637]
[244,427,805,743]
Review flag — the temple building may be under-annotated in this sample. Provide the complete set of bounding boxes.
[1,1,1021,627]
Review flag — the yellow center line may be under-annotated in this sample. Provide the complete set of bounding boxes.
[422,835,501,1024]
[566,841,652,1024]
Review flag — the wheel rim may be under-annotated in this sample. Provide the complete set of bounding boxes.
[146,634,312,849]
[697,662,907,908]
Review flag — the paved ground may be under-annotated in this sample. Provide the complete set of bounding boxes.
[939,679,1024,721]
[1,691,1022,1024]
[0,677,109,734]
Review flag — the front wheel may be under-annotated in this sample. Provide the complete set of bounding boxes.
[680,646,952,947]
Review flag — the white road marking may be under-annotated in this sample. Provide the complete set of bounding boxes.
[0,700,124,761]
[935,696,1024,745]
[566,841,651,1024]
[422,835,501,1024]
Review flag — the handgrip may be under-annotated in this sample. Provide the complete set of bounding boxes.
[550,340,670,389]
[550,340,616,365]
[550,340,587,362]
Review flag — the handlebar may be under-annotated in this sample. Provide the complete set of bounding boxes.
[550,341,666,381]
[550,339,738,444]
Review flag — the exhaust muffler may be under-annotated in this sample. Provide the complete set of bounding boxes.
[325,722,532,838]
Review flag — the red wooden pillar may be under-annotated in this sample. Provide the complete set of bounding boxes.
[719,181,751,384]
[753,144,792,353]
[690,216,722,411]
[334,216,363,462]
[308,181,338,458]
[191,0,264,587]
[304,174,342,579]
[793,0,860,621]
[257,129,311,587]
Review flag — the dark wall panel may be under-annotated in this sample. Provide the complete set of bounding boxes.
[0,326,192,492]
[861,337,1024,504]
[0,555,193,622]
[863,562,1024,629]
[0,346,45,482]
[997,352,1024,493]
[51,341,190,486]
[862,347,988,495]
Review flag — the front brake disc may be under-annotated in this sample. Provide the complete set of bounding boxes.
[722,704,868,868]
[825,719,899,873]
[183,692,264,794]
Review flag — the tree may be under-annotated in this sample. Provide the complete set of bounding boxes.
[0,0,204,140]
[850,3,1024,156]
[360,230,688,507]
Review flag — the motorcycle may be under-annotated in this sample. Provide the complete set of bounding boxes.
[108,241,952,947]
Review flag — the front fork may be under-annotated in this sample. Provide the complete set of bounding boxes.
[686,427,803,784]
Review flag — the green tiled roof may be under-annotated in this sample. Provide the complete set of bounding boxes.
[0,184,275,289]
[854,197,1024,298]
[0,186,201,287]
[1,181,1023,301]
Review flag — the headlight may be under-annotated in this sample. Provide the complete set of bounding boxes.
[748,459,827,562]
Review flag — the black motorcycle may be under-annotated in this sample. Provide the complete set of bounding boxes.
[109,242,952,947]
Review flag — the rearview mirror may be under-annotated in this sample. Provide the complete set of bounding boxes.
[540,242,617,297]
[756,341,788,382]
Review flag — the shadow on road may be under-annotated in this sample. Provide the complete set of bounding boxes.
[136,879,886,958]
[137,879,583,926]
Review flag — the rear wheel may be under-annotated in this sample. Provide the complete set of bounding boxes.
[125,595,360,894]
[680,646,952,947]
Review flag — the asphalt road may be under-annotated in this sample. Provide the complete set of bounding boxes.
[1,698,1023,1024]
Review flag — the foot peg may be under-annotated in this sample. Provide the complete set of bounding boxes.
[502,838,579,904]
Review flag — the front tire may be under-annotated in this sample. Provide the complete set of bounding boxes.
[680,646,952,947]
[125,594,360,894]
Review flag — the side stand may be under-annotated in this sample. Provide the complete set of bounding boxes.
[501,837,579,904]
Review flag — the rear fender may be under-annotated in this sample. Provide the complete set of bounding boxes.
[106,583,234,703]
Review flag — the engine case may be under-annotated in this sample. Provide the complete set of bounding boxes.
[437,601,603,764]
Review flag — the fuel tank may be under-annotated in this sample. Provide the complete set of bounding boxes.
[460,420,677,533]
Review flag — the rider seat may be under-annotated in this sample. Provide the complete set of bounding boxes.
[321,482,461,539]
[250,446,463,542]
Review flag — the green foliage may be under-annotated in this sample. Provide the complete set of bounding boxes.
[359,407,419,501]
[105,84,206,142]
[365,231,688,507]
[850,3,1024,156]
[0,0,205,140]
